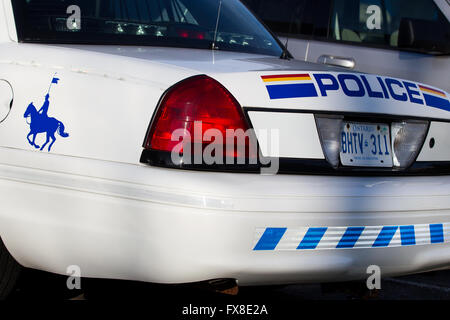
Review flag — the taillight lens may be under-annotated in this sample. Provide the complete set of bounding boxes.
[315,115,344,168]
[391,120,429,168]
[145,75,256,162]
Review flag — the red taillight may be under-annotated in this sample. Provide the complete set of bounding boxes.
[145,75,255,160]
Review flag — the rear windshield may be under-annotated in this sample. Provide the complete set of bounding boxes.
[12,0,283,57]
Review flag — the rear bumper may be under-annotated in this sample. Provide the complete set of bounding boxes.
[0,148,449,285]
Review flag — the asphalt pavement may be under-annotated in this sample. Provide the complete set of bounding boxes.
[7,268,450,301]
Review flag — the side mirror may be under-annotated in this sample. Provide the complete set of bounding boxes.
[398,18,450,55]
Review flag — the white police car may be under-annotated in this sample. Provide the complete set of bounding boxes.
[0,0,449,298]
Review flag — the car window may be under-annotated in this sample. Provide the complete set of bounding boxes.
[12,0,283,57]
[242,0,331,38]
[329,0,450,48]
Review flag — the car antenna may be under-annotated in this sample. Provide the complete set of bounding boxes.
[281,37,290,60]
[212,0,222,50]
[280,12,294,60]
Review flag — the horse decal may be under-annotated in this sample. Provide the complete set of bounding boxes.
[24,76,69,152]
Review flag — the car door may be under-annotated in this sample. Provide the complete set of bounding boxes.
[244,0,450,92]
[305,0,450,92]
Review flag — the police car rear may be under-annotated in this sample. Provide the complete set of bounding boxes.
[0,0,449,288]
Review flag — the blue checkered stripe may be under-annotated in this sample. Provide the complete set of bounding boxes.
[253,223,450,251]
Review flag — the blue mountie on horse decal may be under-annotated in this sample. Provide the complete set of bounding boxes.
[24,75,69,152]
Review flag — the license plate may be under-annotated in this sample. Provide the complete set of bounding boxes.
[340,122,393,167]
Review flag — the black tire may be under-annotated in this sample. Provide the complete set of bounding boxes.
[0,237,21,300]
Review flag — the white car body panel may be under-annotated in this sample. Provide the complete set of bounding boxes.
[418,122,450,162]
[213,70,450,119]
[1,147,449,285]
[1,0,16,42]
[248,112,324,158]
[0,2,449,285]
[0,1,8,42]
[0,45,449,163]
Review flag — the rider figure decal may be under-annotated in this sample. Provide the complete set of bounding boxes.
[24,75,69,152]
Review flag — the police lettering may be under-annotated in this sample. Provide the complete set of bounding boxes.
[313,73,425,105]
